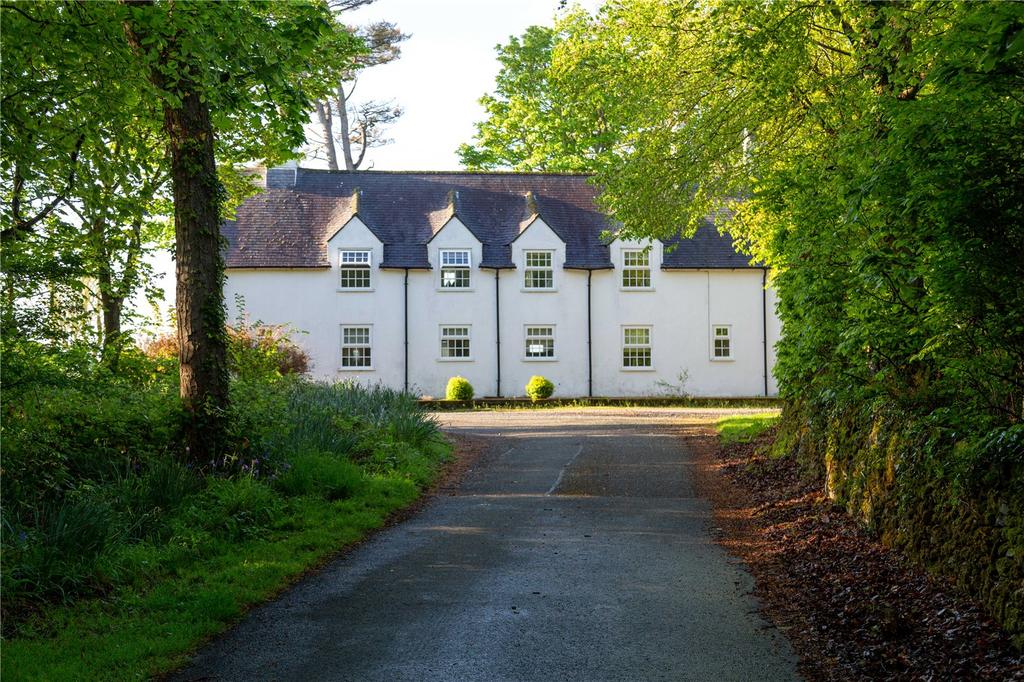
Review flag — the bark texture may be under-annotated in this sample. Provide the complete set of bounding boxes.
[315,100,339,171]
[165,89,229,461]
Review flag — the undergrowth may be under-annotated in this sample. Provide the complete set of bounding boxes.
[1,336,450,680]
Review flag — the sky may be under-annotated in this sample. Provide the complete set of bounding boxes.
[309,0,597,170]
[143,0,600,327]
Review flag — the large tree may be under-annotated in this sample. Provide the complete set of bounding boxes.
[457,20,626,172]
[310,13,408,170]
[462,0,1024,434]
[2,0,361,461]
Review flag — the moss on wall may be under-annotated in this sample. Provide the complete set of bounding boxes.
[776,403,1024,648]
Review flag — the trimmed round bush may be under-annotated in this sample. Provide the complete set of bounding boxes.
[525,375,554,402]
[445,376,474,401]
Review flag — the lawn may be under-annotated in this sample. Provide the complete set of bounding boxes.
[715,412,781,444]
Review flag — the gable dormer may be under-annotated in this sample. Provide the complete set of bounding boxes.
[427,216,482,291]
[328,215,384,291]
[610,237,662,290]
[511,216,566,291]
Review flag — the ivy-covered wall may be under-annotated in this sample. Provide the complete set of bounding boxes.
[776,403,1024,648]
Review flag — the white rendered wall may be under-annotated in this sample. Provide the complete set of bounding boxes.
[500,219,589,398]
[225,227,781,397]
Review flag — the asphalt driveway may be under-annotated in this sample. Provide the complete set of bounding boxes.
[174,409,799,682]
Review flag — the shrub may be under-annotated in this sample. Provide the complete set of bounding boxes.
[172,478,282,543]
[2,494,119,609]
[274,454,364,500]
[142,321,310,379]
[446,376,473,401]
[525,375,554,402]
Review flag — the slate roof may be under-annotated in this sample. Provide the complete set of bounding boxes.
[223,168,758,270]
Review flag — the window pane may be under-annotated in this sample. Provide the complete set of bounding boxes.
[343,327,369,344]
[623,328,650,345]
[524,269,553,289]
[622,267,651,288]
[526,339,554,357]
[342,347,372,367]
[441,267,470,288]
[341,250,371,265]
[622,348,651,367]
[525,251,552,267]
[340,267,371,288]
[441,326,470,358]
[525,326,554,358]
[341,326,371,368]
[441,250,470,266]
[441,339,470,358]
[623,250,649,266]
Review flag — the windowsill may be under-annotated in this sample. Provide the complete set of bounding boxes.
[620,366,656,372]
[437,357,474,362]
[710,357,735,362]
[338,367,375,372]
[436,287,475,293]
[523,357,558,362]
[619,287,656,292]
[337,287,374,293]
[521,288,558,293]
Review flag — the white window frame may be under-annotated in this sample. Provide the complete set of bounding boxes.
[522,250,555,291]
[338,249,373,291]
[620,248,653,290]
[439,324,472,361]
[439,249,472,290]
[711,324,733,361]
[340,324,373,370]
[621,325,653,370]
[523,324,556,361]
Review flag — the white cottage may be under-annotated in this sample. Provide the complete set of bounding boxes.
[223,167,781,398]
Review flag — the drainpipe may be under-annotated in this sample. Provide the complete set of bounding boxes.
[495,269,501,397]
[587,269,593,398]
[403,268,409,394]
[762,268,768,397]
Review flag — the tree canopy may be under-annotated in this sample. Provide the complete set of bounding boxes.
[2,0,363,457]
[462,0,1024,461]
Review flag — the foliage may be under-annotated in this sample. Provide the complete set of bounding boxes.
[465,0,1024,474]
[525,375,555,402]
[466,3,1024,632]
[445,376,474,401]
[458,21,625,171]
[1,333,449,649]
[144,322,311,380]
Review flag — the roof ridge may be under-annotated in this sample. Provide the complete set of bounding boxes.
[296,168,595,178]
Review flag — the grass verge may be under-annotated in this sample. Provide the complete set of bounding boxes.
[714,412,781,445]
[2,441,449,681]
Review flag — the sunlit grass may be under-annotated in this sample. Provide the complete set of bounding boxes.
[715,412,781,444]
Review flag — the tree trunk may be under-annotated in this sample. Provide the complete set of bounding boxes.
[315,100,339,171]
[165,89,230,463]
[335,85,357,171]
[124,4,230,462]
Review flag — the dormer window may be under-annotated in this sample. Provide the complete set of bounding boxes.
[339,250,372,289]
[440,249,472,289]
[621,249,652,289]
[523,250,554,290]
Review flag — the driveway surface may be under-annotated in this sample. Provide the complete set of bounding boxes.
[175,409,799,682]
